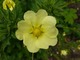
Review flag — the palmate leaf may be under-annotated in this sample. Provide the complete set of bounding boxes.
[61,8,77,24]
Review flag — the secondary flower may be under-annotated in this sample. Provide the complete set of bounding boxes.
[63,32,66,36]
[3,0,15,11]
[77,45,80,50]
[61,50,68,56]
[15,9,58,53]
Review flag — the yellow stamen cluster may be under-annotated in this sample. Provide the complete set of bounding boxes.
[33,28,42,38]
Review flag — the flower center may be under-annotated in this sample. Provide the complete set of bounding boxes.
[33,28,42,38]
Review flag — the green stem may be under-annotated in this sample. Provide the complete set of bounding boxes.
[32,53,34,60]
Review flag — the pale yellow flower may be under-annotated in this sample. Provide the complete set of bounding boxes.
[61,50,68,56]
[63,32,66,36]
[3,0,15,11]
[77,45,80,50]
[15,9,58,53]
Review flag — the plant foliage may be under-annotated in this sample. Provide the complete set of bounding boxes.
[0,0,80,60]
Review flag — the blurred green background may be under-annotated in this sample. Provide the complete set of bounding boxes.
[0,0,80,60]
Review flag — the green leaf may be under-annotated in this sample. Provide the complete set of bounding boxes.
[61,9,77,24]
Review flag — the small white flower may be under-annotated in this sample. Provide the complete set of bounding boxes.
[15,9,58,53]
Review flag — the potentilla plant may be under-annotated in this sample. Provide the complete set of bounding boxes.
[15,9,58,59]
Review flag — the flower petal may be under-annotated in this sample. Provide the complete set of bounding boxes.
[15,30,23,40]
[35,35,50,49]
[24,11,37,26]
[3,1,7,10]
[48,38,58,46]
[23,34,39,53]
[44,27,58,38]
[26,43,39,53]
[24,11,36,20]
[36,9,48,21]
[11,0,15,7]
[8,0,15,11]
[41,16,56,28]
[17,20,32,33]
[36,35,58,49]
